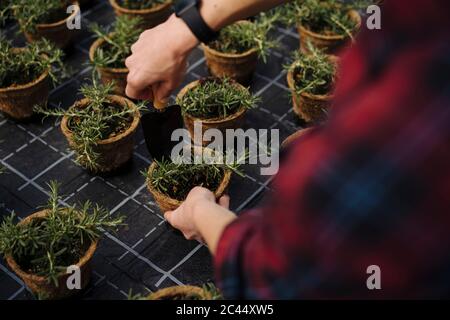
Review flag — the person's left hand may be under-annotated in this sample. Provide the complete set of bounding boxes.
[164,187,230,241]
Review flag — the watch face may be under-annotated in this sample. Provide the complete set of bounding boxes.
[174,0,198,16]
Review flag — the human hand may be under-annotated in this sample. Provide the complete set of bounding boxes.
[125,14,199,102]
[164,187,231,242]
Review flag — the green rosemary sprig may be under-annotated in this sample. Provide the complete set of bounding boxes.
[208,13,279,63]
[90,15,144,69]
[177,77,259,119]
[10,0,72,34]
[275,0,370,36]
[143,150,243,201]
[0,36,65,88]
[286,42,336,96]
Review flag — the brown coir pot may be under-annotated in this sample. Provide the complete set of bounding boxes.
[298,10,361,54]
[178,79,248,147]
[89,36,129,96]
[281,127,315,150]
[286,56,338,124]
[0,49,49,120]
[109,0,173,30]
[202,21,258,85]
[61,95,140,172]
[22,1,80,49]
[146,147,232,212]
[148,285,212,300]
[5,210,98,300]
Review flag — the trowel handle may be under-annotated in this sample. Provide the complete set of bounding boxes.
[149,84,168,110]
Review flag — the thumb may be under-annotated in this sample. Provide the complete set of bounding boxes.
[218,195,230,209]
[164,211,174,224]
[154,81,172,102]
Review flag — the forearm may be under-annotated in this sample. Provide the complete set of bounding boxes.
[193,201,237,255]
[199,0,288,31]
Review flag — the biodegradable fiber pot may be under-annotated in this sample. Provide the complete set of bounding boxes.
[148,285,212,300]
[89,37,128,96]
[202,21,258,85]
[61,95,140,172]
[298,10,361,54]
[89,39,128,97]
[286,56,338,124]
[5,210,97,300]
[109,0,173,30]
[0,49,49,120]
[22,1,80,49]
[281,127,314,149]
[178,80,247,147]
[146,147,232,212]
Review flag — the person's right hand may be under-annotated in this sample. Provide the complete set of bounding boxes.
[125,14,199,102]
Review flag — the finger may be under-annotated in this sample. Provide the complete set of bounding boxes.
[154,61,187,103]
[152,82,170,109]
[125,84,153,100]
[218,195,230,209]
[164,211,173,224]
[126,71,154,100]
[130,42,140,54]
[125,56,134,69]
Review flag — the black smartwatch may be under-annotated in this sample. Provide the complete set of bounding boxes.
[174,0,219,44]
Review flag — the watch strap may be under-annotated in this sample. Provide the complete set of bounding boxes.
[179,4,218,44]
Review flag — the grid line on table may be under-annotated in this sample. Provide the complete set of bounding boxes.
[0,262,24,287]
[8,286,25,300]
[155,243,203,287]
[0,159,185,287]
[1,115,164,219]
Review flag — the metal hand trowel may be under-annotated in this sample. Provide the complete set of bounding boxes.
[140,88,183,162]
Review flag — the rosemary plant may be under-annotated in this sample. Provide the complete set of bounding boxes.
[277,0,369,38]
[90,15,144,69]
[287,42,336,96]
[0,37,64,88]
[208,13,278,62]
[0,181,124,286]
[35,81,143,171]
[145,160,225,201]
[117,0,169,10]
[177,78,259,119]
[144,149,243,201]
[10,0,72,34]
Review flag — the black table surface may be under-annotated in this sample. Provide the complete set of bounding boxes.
[0,0,304,300]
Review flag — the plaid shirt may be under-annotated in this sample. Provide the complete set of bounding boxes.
[214,0,450,299]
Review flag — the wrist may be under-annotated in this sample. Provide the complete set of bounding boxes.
[191,198,213,227]
[167,14,199,56]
